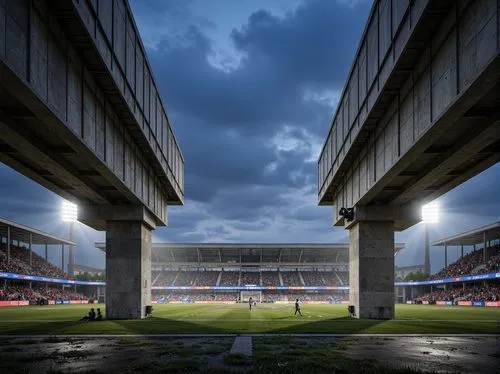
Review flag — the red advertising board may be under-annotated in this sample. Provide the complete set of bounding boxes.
[485,301,500,307]
[436,301,447,305]
[0,300,19,307]
[457,301,472,306]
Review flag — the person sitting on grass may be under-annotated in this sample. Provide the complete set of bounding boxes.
[348,305,355,317]
[96,308,103,321]
[80,308,96,321]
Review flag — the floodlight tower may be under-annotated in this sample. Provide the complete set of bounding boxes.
[62,201,78,275]
[421,202,439,276]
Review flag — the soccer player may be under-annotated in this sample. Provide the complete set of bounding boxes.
[294,298,302,316]
[249,297,253,310]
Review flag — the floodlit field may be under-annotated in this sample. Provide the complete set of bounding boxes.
[0,303,498,335]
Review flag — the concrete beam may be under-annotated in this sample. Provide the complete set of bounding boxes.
[390,120,500,205]
[343,204,421,231]
[0,110,112,204]
[78,205,158,231]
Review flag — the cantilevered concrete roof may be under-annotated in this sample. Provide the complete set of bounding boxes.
[431,222,500,247]
[95,242,405,261]
[0,218,75,246]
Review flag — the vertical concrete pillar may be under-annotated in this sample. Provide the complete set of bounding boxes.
[61,244,65,272]
[45,243,48,261]
[349,221,394,319]
[105,221,152,319]
[461,245,463,258]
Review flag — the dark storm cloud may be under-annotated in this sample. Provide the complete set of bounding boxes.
[142,0,369,133]
[125,0,371,221]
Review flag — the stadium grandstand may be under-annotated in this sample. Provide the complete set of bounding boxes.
[0,218,102,305]
[396,222,500,307]
[95,243,403,303]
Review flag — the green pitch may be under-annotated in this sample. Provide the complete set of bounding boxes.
[0,303,498,335]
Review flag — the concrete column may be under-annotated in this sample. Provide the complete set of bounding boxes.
[461,245,463,258]
[45,244,48,261]
[61,244,65,272]
[348,220,394,319]
[105,221,152,319]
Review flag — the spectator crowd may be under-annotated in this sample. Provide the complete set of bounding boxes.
[151,269,349,287]
[413,284,499,303]
[431,245,500,280]
[0,284,86,302]
[0,244,73,279]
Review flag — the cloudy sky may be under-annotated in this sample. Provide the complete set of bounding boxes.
[0,0,498,273]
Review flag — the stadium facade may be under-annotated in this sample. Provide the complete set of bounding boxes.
[95,242,405,303]
[317,0,500,318]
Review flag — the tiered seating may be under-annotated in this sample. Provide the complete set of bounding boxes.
[337,271,348,285]
[414,284,499,303]
[431,246,499,279]
[322,272,342,286]
[219,271,239,286]
[280,271,302,286]
[0,284,86,301]
[194,271,219,286]
[240,272,259,285]
[174,271,197,286]
[153,271,177,286]
[0,244,73,279]
[484,254,500,273]
[301,271,326,286]
[261,271,279,286]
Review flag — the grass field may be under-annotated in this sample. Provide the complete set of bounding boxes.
[0,303,498,335]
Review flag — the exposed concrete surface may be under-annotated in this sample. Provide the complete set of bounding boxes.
[230,336,253,356]
[349,220,395,319]
[0,336,497,373]
[342,336,500,374]
[105,221,152,319]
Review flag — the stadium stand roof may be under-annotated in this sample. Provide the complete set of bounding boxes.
[95,242,405,265]
[431,221,500,247]
[0,217,75,246]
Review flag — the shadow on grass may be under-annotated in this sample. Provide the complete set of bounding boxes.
[0,312,498,335]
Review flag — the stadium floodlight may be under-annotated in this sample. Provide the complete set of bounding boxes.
[61,201,78,222]
[421,202,439,224]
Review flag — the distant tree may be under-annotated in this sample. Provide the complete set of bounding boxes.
[404,271,427,281]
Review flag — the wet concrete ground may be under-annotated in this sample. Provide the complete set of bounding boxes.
[340,336,500,373]
[0,335,498,373]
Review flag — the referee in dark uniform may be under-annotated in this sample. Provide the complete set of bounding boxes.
[294,298,302,316]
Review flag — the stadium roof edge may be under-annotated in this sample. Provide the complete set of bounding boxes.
[431,221,500,247]
[94,242,405,252]
[0,217,76,246]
